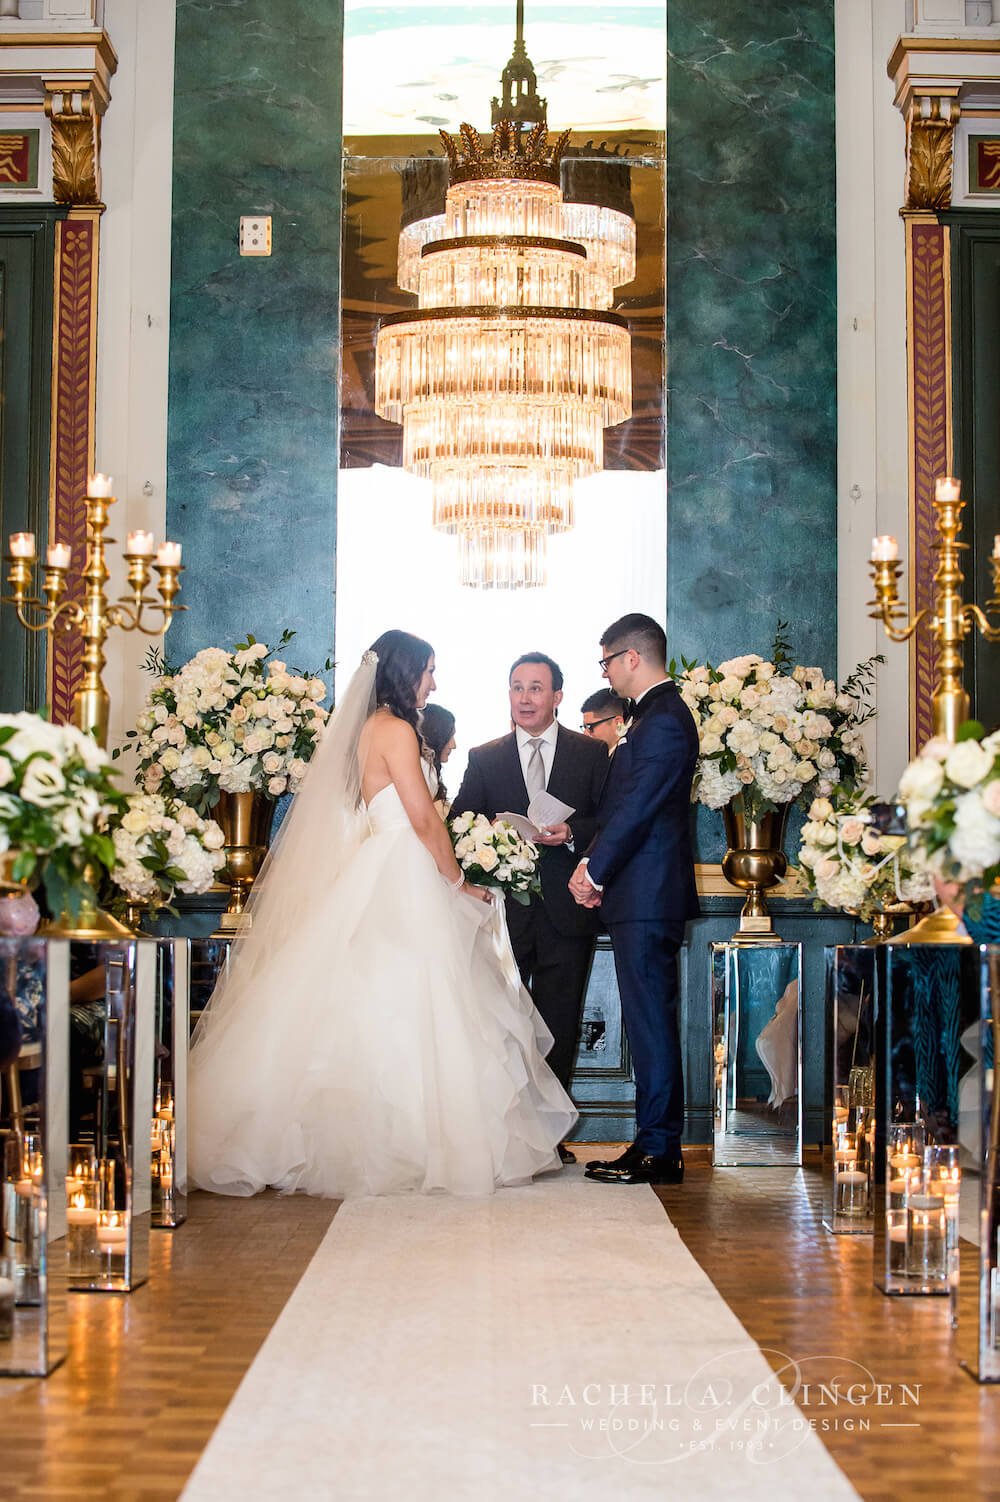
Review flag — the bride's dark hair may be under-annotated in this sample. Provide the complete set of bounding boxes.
[369,629,434,742]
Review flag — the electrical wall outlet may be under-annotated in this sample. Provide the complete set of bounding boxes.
[239,216,272,256]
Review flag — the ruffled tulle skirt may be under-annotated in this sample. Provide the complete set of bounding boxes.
[188,816,577,1198]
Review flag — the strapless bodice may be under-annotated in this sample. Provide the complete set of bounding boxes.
[365,781,412,834]
[364,760,436,835]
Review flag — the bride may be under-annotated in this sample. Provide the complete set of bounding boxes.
[188,629,577,1198]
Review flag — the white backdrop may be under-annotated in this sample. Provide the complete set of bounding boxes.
[335,465,667,790]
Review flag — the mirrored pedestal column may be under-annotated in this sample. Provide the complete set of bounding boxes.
[712,940,803,1166]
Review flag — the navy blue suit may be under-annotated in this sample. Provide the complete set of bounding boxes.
[585,681,700,1155]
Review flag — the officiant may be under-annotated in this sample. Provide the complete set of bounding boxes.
[454,655,608,1118]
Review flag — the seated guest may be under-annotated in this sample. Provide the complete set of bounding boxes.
[421,702,457,805]
[580,688,628,753]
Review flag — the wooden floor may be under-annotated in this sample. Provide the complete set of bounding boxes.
[2,1164,998,1499]
[658,1163,1000,1502]
[1,1193,339,1501]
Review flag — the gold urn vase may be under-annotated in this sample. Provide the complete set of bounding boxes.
[721,796,790,944]
[212,790,276,937]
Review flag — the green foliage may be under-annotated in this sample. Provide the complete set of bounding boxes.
[769,620,794,672]
[957,719,986,742]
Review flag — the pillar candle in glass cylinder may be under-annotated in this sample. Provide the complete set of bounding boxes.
[906,1193,948,1282]
[834,1129,869,1216]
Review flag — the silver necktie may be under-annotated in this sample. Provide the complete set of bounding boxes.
[525,737,546,800]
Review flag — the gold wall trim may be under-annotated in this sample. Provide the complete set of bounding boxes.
[888,35,1000,76]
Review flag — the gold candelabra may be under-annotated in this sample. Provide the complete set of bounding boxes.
[868,474,1000,944]
[2,474,185,749]
[868,475,1000,742]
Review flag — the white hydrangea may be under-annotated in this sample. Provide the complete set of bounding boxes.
[132,640,328,808]
[111,791,226,904]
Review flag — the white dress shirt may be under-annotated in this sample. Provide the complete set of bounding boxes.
[515,719,558,790]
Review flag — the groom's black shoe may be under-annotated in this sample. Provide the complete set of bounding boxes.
[557,1142,577,1165]
[585,1144,684,1185]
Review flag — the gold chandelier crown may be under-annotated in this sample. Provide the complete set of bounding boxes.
[439,120,571,186]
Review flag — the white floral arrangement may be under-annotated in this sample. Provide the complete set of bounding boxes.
[675,639,875,815]
[110,793,227,906]
[124,633,330,815]
[0,712,124,915]
[449,812,542,905]
[793,792,935,923]
[896,725,1000,901]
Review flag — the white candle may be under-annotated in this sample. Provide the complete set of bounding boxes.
[46,543,72,570]
[889,1224,908,1243]
[888,1177,907,1196]
[14,1177,34,1199]
[96,1213,128,1249]
[126,530,155,557]
[871,535,898,562]
[835,1148,856,1164]
[155,541,182,567]
[87,473,113,498]
[66,1204,98,1227]
[934,476,961,503]
[890,1152,921,1171]
[9,532,35,559]
[837,1169,867,1185]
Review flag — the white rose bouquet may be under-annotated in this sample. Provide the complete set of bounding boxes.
[124,632,330,816]
[0,711,124,917]
[110,792,227,907]
[896,724,1000,906]
[792,792,935,923]
[448,812,542,905]
[675,629,876,817]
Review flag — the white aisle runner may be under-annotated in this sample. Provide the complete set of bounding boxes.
[182,1174,858,1501]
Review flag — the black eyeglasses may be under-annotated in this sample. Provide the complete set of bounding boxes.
[582,715,619,733]
[598,649,628,672]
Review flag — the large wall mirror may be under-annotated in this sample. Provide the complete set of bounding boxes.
[336,0,667,778]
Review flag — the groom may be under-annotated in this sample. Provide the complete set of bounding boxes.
[569,613,700,1186]
[453,652,608,1130]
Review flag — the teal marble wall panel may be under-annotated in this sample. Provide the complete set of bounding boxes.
[167,0,343,674]
[666,1,837,678]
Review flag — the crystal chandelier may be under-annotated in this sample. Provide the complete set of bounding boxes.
[374,10,634,588]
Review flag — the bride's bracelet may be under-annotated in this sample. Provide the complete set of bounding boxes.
[448,871,466,892]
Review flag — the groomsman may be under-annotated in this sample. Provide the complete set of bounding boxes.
[580,688,628,753]
[569,614,700,1185]
[453,653,609,1143]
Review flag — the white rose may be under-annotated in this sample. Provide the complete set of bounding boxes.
[262,751,283,774]
[944,740,994,790]
[0,756,12,788]
[897,756,944,803]
[20,759,66,806]
[267,776,287,796]
[477,846,499,872]
[160,749,181,772]
[202,821,226,850]
[122,807,152,835]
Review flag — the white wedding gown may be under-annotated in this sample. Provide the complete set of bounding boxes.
[188,762,577,1199]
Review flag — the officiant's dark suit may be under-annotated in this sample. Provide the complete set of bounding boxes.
[453,715,608,1092]
[584,680,700,1159]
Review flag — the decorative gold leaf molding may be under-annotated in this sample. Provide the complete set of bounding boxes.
[905,95,960,212]
[44,85,104,206]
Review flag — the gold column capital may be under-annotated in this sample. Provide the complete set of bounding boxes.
[904,93,960,213]
[44,82,106,208]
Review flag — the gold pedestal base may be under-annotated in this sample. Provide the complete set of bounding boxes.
[886,906,972,946]
[38,905,133,941]
[210,909,252,940]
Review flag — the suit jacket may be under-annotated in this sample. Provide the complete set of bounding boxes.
[585,681,701,928]
[453,723,609,939]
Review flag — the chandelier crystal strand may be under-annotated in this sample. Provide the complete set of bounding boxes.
[375,111,634,587]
